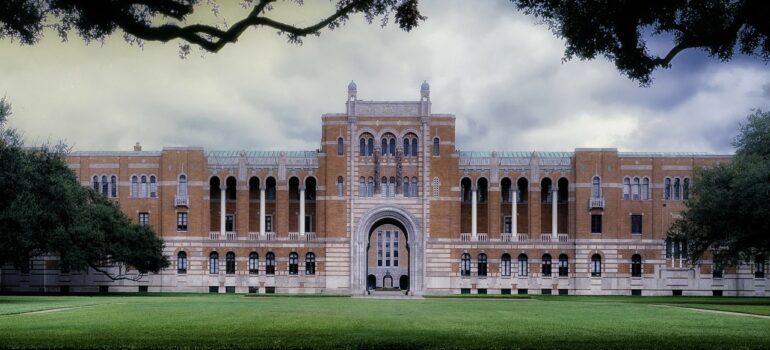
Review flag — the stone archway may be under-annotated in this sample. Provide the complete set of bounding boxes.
[352,205,423,295]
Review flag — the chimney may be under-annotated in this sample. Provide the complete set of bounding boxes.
[134,142,142,152]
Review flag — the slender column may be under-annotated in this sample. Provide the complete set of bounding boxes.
[299,186,305,236]
[259,188,266,236]
[471,188,478,239]
[552,188,558,238]
[512,189,518,242]
[220,186,226,238]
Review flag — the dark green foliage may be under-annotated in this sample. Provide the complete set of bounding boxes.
[511,0,770,85]
[0,98,169,280]
[0,0,425,54]
[669,110,770,263]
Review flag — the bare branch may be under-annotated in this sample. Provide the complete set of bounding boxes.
[90,264,146,282]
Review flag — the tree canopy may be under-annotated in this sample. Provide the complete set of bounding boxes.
[0,97,169,280]
[0,0,424,56]
[510,0,770,85]
[669,109,770,264]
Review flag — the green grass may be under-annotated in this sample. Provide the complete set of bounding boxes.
[0,294,769,349]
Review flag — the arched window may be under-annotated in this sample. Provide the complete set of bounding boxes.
[209,252,219,274]
[177,251,187,274]
[389,177,396,197]
[592,176,601,198]
[403,138,410,157]
[558,254,569,277]
[359,138,366,156]
[541,254,552,277]
[266,177,277,200]
[381,138,388,156]
[266,252,275,275]
[289,252,299,275]
[381,176,387,195]
[92,176,99,192]
[461,178,472,202]
[178,174,188,196]
[131,176,139,197]
[501,254,511,277]
[101,175,108,196]
[367,138,374,156]
[403,177,410,197]
[359,177,366,197]
[411,177,418,197]
[477,253,488,277]
[541,178,552,203]
[632,177,641,200]
[683,178,690,200]
[433,137,440,156]
[249,252,258,275]
[412,138,418,157]
[673,178,681,200]
[518,254,529,277]
[664,178,672,200]
[477,178,488,203]
[337,137,344,156]
[712,257,723,278]
[367,177,374,197]
[305,252,316,275]
[460,253,471,276]
[389,138,396,156]
[517,178,528,203]
[225,252,235,274]
[756,256,766,278]
[149,175,157,198]
[140,175,148,198]
[642,177,650,200]
[591,254,602,277]
[337,176,344,197]
[623,177,631,200]
[631,254,642,277]
[110,175,117,198]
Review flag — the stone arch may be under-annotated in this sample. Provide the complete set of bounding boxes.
[353,205,424,296]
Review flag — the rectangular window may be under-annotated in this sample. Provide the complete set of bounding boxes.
[631,215,642,234]
[590,215,602,233]
[304,215,312,233]
[460,288,470,295]
[225,214,234,232]
[504,216,512,234]
[177,212,188,231]
[385,231,391,267]
[138,212,149,226]
[501,288,511,295]
[393,233,399,267]
[265,215,273,232]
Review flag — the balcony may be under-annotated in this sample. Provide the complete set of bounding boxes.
[288,232,300,240]
[209,231,220,240]
[517,233,529,242]
[174,195,189,208]
[589,197,605,209]
[558,233,569,242]
[208,231,236,240]
[476,233,489,242]
[305,232,317,241]
[540,234,552,242]
[225,231,236,241]
[460,233,472,241]
[265,232,276,241]
[501,233,512,242]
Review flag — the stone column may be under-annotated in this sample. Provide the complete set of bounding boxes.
[220,186,226,238]
[552,187,558,239]
[512,189,518,242]
[299,186,305,236]
[259,188,266,236]
[471,187,478,239]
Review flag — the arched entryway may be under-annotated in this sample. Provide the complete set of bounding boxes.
[366,221,409,291]
[353,205,423,295]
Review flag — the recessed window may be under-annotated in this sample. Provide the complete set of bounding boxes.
[631,254,642,277]
[288,252,299,275]
[755,256,766,278]
[631,214,642,235]
[591,254,602,277]
[249,252,258,275]
[337,176,344,197]
[305,252,316,275]
[177,212,188,231]
[433,137,440,156]
[266,252,275,275]
[558,254,569,277]
[337,137,344,156]
[209,252,219,274]
[518,254,528,277]
[541,254,552,277]
[225,252,236,275]
[712,258,723,278]
[138,212,149,226]
[477,253,488,277]
[265,215,273,232]
[177,251,187,274]
[591,215,602,234]
[460,253,471,276]
[501,254,511,277]
[225,214,234,232]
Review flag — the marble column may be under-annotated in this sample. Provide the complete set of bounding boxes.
[471,188,478,239]
[259,188,266,236]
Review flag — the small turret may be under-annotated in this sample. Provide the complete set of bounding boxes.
[348,80,357,100]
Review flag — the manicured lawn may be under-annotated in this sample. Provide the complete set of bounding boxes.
[0,294,769,349]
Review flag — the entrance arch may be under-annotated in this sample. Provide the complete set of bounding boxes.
[353,205,424,295]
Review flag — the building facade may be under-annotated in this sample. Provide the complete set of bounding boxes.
[2,82,767,296]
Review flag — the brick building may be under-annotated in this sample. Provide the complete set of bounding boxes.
[2,82,767,296]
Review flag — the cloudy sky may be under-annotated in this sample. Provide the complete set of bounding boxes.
[1,0,769,154]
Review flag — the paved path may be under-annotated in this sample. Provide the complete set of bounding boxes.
[653,304,770,319]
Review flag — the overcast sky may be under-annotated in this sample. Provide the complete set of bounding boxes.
[1,0,768,154]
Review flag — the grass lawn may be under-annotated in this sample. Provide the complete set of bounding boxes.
[0,294,769,349]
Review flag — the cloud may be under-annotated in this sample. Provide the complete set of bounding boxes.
[0,0,768,155]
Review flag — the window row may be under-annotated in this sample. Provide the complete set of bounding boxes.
[622,177,651,200]
[358,177,419,197]
[460,253,570,277]
[709,256,766,279]
[130,175,158,198]
[92,175,118,198]
[664,177,690,201]
[357,134,440,157]
[183,251,317,275]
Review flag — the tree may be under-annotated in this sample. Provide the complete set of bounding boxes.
[668,109,770,264]
[0,0,425,56]
[0,97,169,281]
[510,0,770,85]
